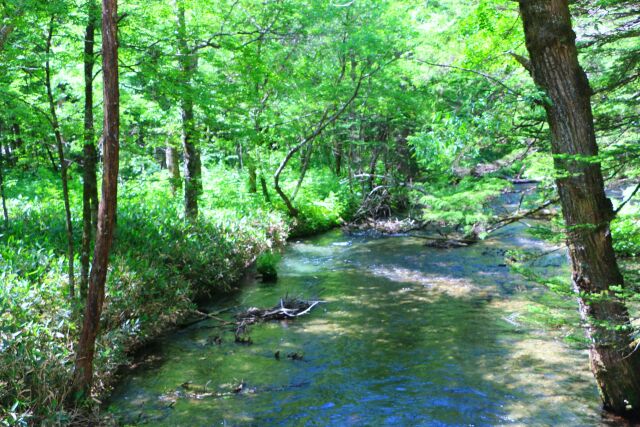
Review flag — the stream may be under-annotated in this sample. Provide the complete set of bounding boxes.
[107,191,610,426]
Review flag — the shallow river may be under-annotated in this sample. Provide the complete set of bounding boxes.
[107,198,611,426]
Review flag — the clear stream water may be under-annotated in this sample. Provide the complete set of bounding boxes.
[107,192,614,426]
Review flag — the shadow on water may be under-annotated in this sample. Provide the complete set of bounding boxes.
[106,227,613,426]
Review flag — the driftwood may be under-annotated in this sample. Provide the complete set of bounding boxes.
[185,297,323,345]
[234,297,323,342]
[236,297,323,324]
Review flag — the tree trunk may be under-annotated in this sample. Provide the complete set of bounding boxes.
[44,143,59,173]
[154,146,166,168]
[291,143,313,201]
[175,1,202,220]
[10,123,22,165]
[519,0,640,418]
[81,0,99,299]
[0,137,8,228]
[181,99,201,220]
[368,147,381,193]
[334,140,343,176]
[247,153,258,193]
[259,175,271,203]
[45,18,75,299]
[166,144,181,195]
[70,0,120,401]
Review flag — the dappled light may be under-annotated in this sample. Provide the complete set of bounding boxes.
[1,0,639,424]
[107,223,602,425]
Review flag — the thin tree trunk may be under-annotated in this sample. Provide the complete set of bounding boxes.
[236,142,244,169]
[368,147,381,192]
[154,146,166,168]
[291,142,313,201]
[334,140,343,175]
[166,144,181,195]
[70,0,120,401]
[260,175,271,203]
[44,143,59,172]
[81,0,99,299]
[10,123,22,165]
[175,1,201,220]
[247,153,258,193]
[519,0,640,418]
[0,137,8,228]
[45,18,75,299]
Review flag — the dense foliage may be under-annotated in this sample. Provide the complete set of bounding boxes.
[0,0,638,424]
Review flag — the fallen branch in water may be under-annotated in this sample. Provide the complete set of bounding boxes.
[236,297,324,324]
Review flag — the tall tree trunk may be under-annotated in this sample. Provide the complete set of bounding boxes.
[81,0,99,299]
[166,144,181,195]
[10,123,22,165]
[175,1,201,220]
[236,142,244,169]
[259,175,271,203]
[519,0,640,418]
[154,146,166,168]
[0,137,8,228]
[367,147,381,193]
[247,153,258,193]
[334,140,343,176]
[70,0,120,401]
[45,18,75,299]
[44,143,59,173]
[181,97,201,220]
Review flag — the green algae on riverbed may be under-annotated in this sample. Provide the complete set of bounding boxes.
[106,226,603,426]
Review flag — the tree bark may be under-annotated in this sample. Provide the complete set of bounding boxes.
[291,142,313,201]
[10,123,22,165]
[247,153,258,193]
[44,143,59,173]
[0,136,8,228]
[259,175,271,203]
[334,140,343,176]
[166,144,181,195]
[70,0,120,401]
[175,1,202,220]
[519,0,640,418]
[81,0,99,299]
[45,17,75,299]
